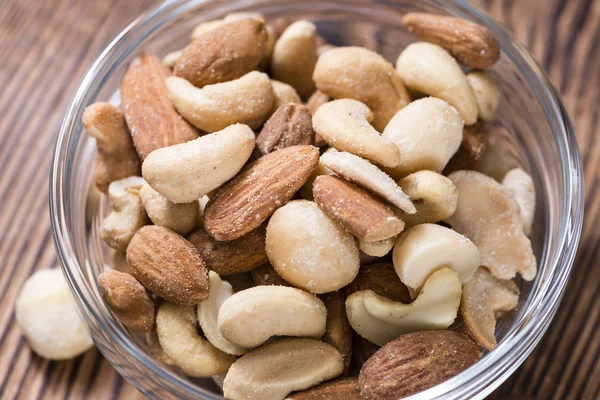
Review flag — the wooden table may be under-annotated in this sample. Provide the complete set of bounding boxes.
[0,0,598,398]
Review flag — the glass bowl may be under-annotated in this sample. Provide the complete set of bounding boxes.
[49,0,584,399]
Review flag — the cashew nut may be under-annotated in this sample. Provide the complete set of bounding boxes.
[398,170,458,225]
[313,99,401,167]
[271,20,318,99]
[313,46,411,131]
[266,200,360,294]
[142,124,255,203]
[319,151,415,214]
[100,176,148,252]
[166,71,274,132]
[197,272,249,355]
[82,102,141,193]
[358,236,396,258]
[270,80,302,115]
[502,168,535,236]
[393,224,479,296]
[446,170,537,280]
[156,302,235,377]
[139,183,198,235]
[396,42,478,125]
[197,194,209,227]
[467,70,500,122]
[346,268,461,346]
[218,286,327,348]
[223,338,344,400]
[381,97,464,179]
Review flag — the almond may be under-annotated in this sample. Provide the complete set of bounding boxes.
[255,104,314,156]
[120,54,198,160]
[174,18,268,88]
[250,263,290,286]
[358,330,480,399]
[444,122,489,173]
[313,175,405,241]
[402,13,500,69]
[187,225,268,275]
[98,270,155,332]
[204,145,320,241]
[287,378,361,400]
[320,291,353,374]
[344,262,411,304]
[306,90,330,147]
[126,225,209,305]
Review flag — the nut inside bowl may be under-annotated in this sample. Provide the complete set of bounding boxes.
[49,0,583,399]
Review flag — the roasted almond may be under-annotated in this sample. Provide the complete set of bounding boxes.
[120,54,198,160]
[287,378,361,400]
[444,122,489,173]
[320,291,353,374]
[250,263,290,286]
[359,330,480,399]
[98,270,155,332]
[402,13,500,69]
[306,90,330,147]
[204,145,320,241]
[313,175,405,241]
[126,225,209,305]
[187,225,268,275]
[174,18,268,88]
[255,104,314,156]
[344,262,411,304]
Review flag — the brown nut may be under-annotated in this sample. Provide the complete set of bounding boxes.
[255,104,314,156]
[321,291,353,373]
[344,262,411,304]
[287,378,361,400]
[250,263,290,286]
[444,121,489,173]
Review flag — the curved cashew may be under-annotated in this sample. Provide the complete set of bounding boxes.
[156,302,236,377]
[398,170,458,225]
[393,224,479,295]
[142,124,255,203]
[345,268,461,346]
[461,267,519,350]
[396,42,478,125]
[313,99,401,167]
[271,20,318,99]
[100,176,148,252]
[502,168,535,236]
[313,46,411,131]
[270,80,302,115]
[218,285,327,348]
[166,71,274,132]
[467,70,500,121]
[446,170,537,280]
[382,97,464,179]
[139,183,198,235]
[358,236,396,257]
[197,272,249,355]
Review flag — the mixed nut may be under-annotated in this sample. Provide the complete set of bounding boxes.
[18,10,539,400]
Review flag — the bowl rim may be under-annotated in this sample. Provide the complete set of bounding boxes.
[49,0,584,399]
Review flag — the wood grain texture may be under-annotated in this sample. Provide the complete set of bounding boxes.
[0,0,598,399]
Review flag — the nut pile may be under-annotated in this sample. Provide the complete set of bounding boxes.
[84,11,537,400]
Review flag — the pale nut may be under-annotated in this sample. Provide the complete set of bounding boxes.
[502,168,535,236]
[313,99,401,167]
[197,195,209,227]
[392,224,479,296]
[345,268,462,346]
[270,80,302,115]
[266,200,360,294]
[218,285,326,348]
[162,50,182,69]
[197,272,249,355]
[223,338,344,400]
[382,97,464,179]
[166,72,274,132]
[467,70,500,121]
[396,42,478,125]
[313,46,411,131]
[15,269,94,360]
[139,183,198,236]
[317,43,337,57]
[446,170,537,280]
[100,176,148,252]
[271,20,318,99]
[319,151,415,214]
[461,267,519,350]
[142,124,255,203]
[358,236,396,258]
[156,302,236,377]
[398,170,458,225]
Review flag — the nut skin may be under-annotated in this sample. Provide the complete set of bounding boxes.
[287,378,361,400]
[120,54,198,160]
[255,104,314,156]
[320,291,353,374]
[358,330,480,399]
[186,225,268,276]
[126,225,209,305]
[98,270,155,332]
[402,13,500,69]
[444,122,489,173]
[344,262,411,304]
[204,145,320,241]
[174,18,268,88]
